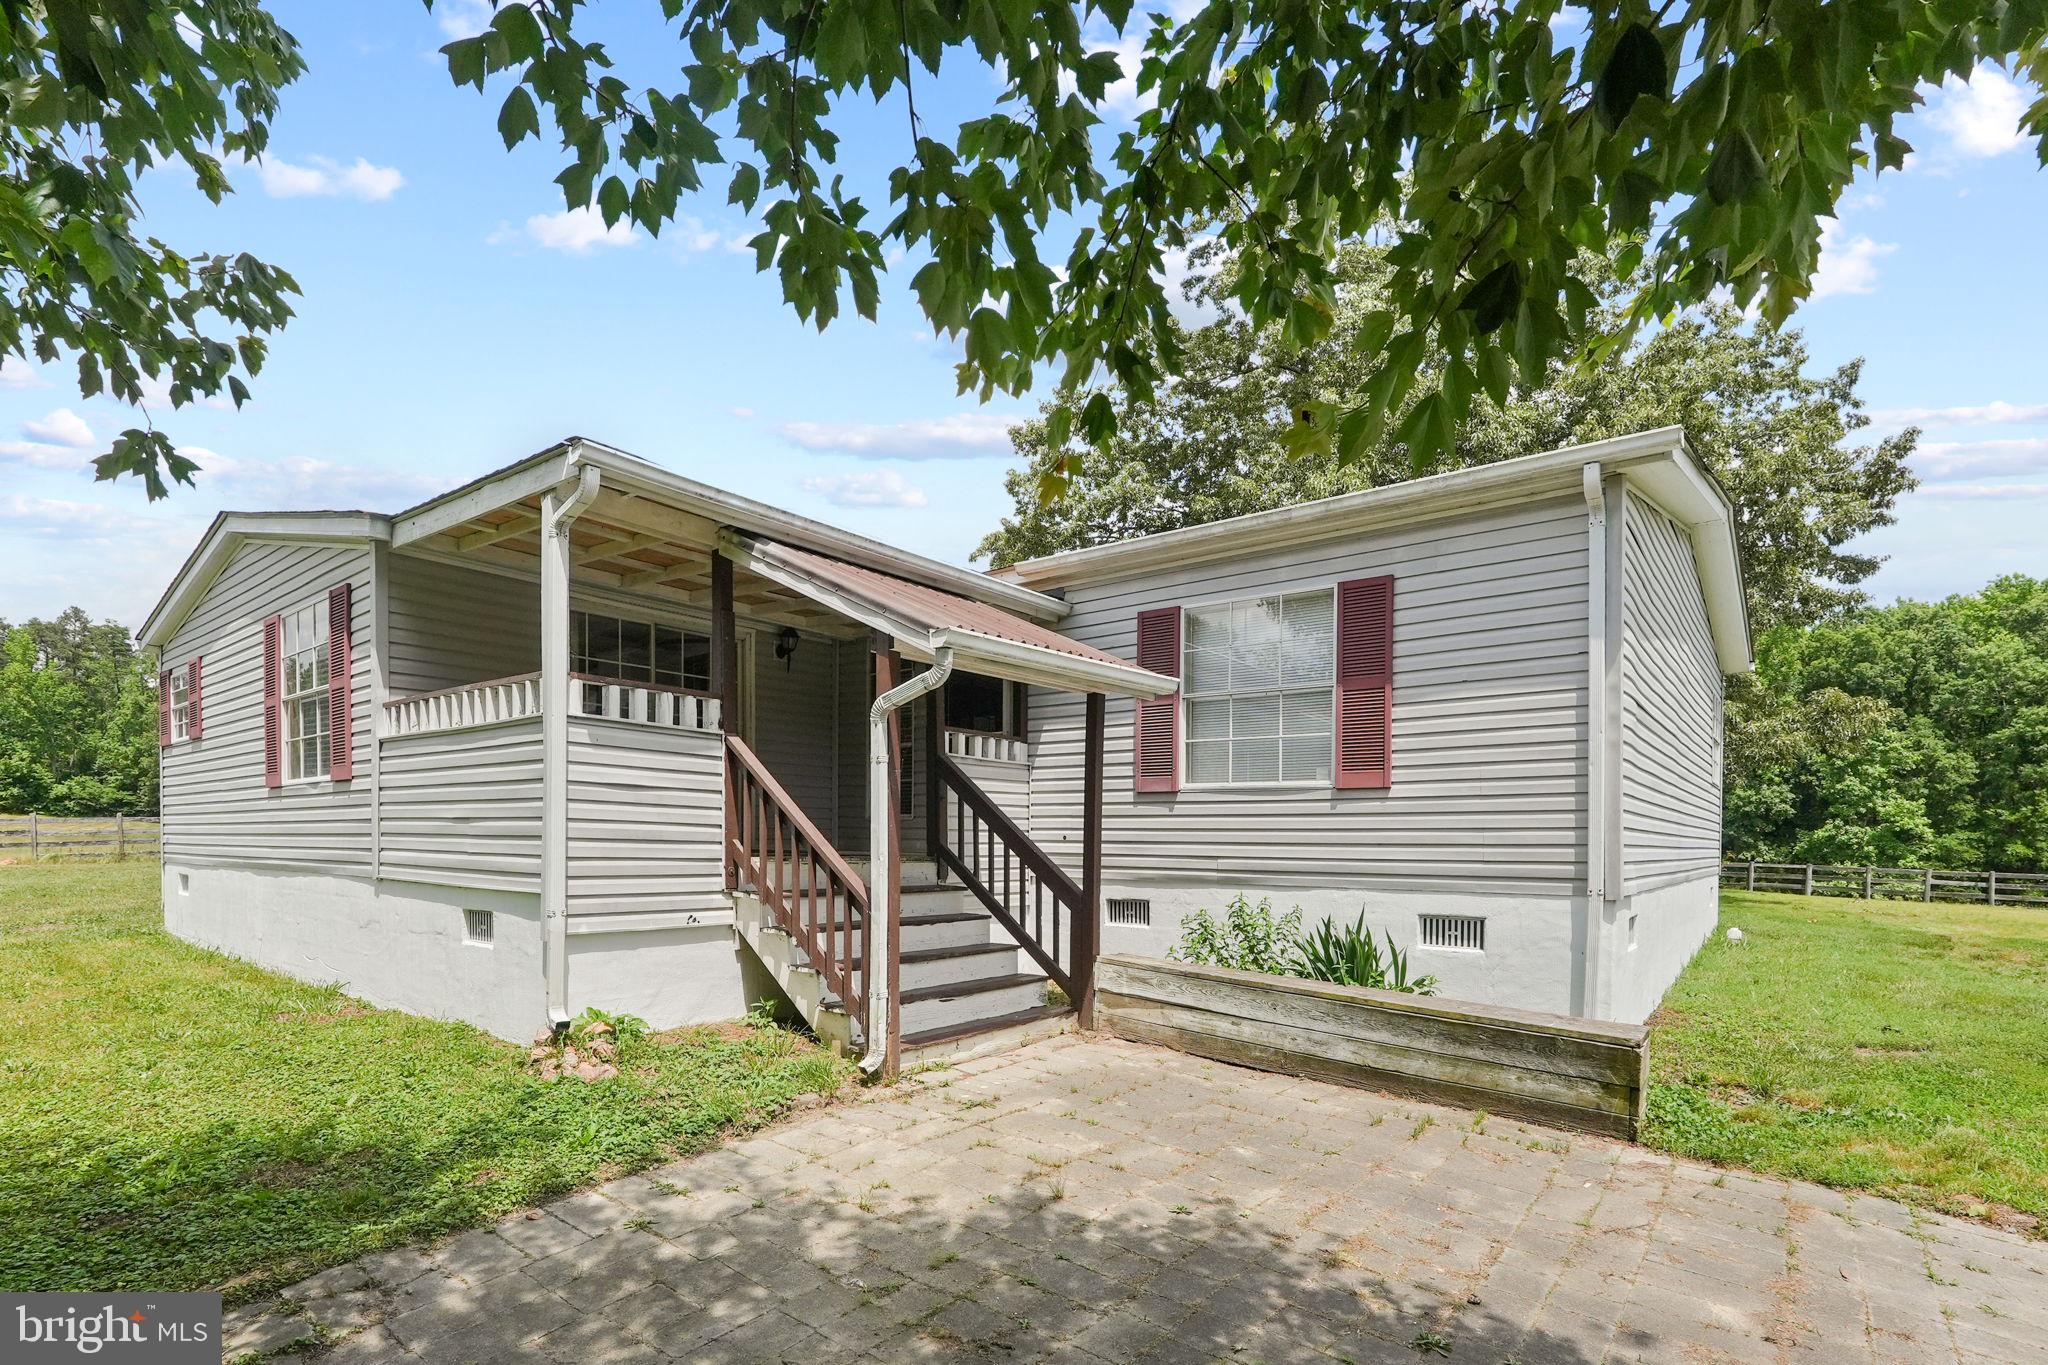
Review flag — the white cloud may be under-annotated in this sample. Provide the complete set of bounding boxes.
[241,154,405,202]
[1810,219,1896,299]
[1914,438,2048,483]
[1916,482,2048,501]
[0,440,88,470]
[0,355,48,390]
[0,494,168,538]
[491,207,639,255]
[1923,66,2032,159]
[799,470,930,509]
[21,408,94,448]
[1872,400,2048,428]
[729,406,757,419]
[667,215,752,257]
[191,452,446,508]
[775,412,1021,461]
[434,0,493,39]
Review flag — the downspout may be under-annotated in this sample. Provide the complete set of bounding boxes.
[1579,462,1610,1019]
[861,645,953,1075]
[541,460,602,1028]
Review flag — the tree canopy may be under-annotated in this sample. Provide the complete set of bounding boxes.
[0,608,158,815]
[1726,576,2048,873]
[0,0,301,497]
[25,1,2042,501]
[976,244,1916,636]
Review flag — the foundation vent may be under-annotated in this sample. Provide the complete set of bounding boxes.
[1419,914,1484,951]
[463,908,495,946]
[1106,897,1152,927]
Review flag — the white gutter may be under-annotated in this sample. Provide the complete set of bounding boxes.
[861,647,953,1075]
[541,462,602,1028]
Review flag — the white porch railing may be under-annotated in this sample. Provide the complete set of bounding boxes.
[382,672,721,739]
[568,673,722,731]
[383,672,542,737]
[945,728,1029,764]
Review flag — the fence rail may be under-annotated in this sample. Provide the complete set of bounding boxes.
[1722,860,2048,907]
[0,814,159,861]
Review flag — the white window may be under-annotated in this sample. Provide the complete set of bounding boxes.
[571,610,710,691]
[1183,590,1335,785]
[169,669,191,741]
[281,598,330,782]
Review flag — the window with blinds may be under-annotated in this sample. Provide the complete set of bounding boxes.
[1182,589,1335,785]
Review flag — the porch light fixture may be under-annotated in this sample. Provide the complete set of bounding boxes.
[775,625,801,670]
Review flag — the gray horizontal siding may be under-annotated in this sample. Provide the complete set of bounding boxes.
[1619,491,1722,891]
[386,554,539,695]
[160,539,375,875]
[1028,496,1592,894]
[946,753,1032,840]
[567,718,726,917]
[750,628,842,842]
[380,719,543,892]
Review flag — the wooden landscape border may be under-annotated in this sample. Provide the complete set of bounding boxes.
[1097,954,1649,1140]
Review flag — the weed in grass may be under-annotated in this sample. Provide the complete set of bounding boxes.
[929,1251,958,1269]
[1410,1327,1452,1356]
[1170,1204,1192,1215]
[1409,1116,1434,1141]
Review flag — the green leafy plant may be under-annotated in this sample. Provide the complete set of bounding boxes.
[1168,895,1302,974]
[1292,914,1439,996]
[574,1006,648,1046]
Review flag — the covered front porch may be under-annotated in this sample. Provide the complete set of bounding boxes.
[376,438,1174,1072]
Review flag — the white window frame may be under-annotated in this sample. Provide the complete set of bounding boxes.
[168,667,191,742]
[568,600,755,738]
[281,597,331,785]
[1180,585,1337,789]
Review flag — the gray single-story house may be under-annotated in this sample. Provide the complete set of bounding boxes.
[140,425,1747,1070]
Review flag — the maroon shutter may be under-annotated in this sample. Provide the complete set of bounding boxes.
[1335,576,1394,790]
[185,657,204,740]
[327,583,354,781]
[262,615,283,788]
[1133,606,1181,793]
[157,669,173,746]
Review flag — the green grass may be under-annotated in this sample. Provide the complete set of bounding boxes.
[0,860,853,1299]
[1646,889,2048,1234]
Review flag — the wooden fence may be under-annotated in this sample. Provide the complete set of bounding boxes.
[1097,955,1650,1140]
[0,814,160,862]
[1721,860,2048,907]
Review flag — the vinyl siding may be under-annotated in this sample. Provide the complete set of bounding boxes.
[567,718,725,918]
[945,751,1032,840]
[380,719,542,892]
[1027,496,1592,894]
[1618,490,1722,891]
[386,554,539,695]
[750,629,842,841]
[160,540,375,875]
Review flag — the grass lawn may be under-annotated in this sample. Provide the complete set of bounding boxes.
[0,859,852,1300]
[1646,889,2048,1235]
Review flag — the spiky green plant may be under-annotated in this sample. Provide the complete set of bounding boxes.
[1292,914,1439,995]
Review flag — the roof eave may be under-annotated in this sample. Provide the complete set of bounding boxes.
[139,511,391,649]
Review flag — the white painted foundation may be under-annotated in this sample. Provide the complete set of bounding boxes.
[565,924,759,1031]
[163,863,550,1041]
[1601,874,1719,1024]
[1099,882,1584,1018]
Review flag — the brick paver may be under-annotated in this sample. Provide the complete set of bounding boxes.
[229,1035,2048,1363]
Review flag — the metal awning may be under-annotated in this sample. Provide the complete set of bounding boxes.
[720,531,1177,700]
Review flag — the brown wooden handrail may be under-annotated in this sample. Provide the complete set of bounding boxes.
[724,733,868,1026]
[935,752,1082,999]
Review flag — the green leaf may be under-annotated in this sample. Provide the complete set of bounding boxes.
[1459,262,1522,335]
[491,2,546,65]
[1705,130,1768,205]
[443,36,487,90]
[1594,24,1668,132]
[498,87,541,149]
[728,163,761,210]
[597,175,629,226]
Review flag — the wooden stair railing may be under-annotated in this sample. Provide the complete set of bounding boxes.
[934,752,1087,1003]
[724,733,867,1030]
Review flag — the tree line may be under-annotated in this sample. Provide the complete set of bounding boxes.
[0,610,159,816]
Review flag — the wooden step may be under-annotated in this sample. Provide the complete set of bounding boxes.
[902,1004,1076,1061]
[897,971,1048,1006]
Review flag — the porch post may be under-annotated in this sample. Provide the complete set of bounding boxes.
[710,548,738,892]
[923,683,944,877]
[539,470,595,1028]
[1078,691,1105,1028]
[872,635,905,1076]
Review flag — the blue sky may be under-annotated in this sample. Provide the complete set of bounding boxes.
[0,3,2042,630]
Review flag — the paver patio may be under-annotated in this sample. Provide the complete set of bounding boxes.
[229,1035,2048,1364]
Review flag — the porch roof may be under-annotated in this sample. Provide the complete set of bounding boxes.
[722,532,1177,700]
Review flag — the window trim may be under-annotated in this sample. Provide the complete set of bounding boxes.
[280,597,332,786]
[1178,584,1339,790]
[168,667,191,743]
[567,598,755,738]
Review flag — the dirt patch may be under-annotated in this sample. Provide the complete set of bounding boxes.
[1931,1195,2041,1238]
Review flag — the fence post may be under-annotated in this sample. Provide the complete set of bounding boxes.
[1747,861,1757,891]
[1864,866,1874,900]
[28,812,38,862]
[1988,870,1998,906]
[1803,864,1814,896]
[116,813,126,861]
